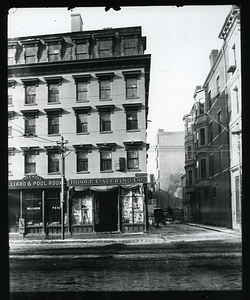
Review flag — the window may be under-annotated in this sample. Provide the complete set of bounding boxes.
[71,192,93,225]
[8,126,12,137]
[76,113,88,133]
[25,45,37,63]
[122,187,144,224]
[8,152,12,176]
[25,116,36,136]
[99,39,112,57]
[126,111,138,130]
[8,47,16,65]
[187,145,192,160]
[208,90,212,109]
[200,128,205,146]
[126,78,138,98]
[217,111,221,134]
[209,122,213,142]
[188,170,193,185]
[76,42,89,59]
[48,43,61,62]
[100,80,111,100]
[77,151,88,172]
[210,154,214,176]
[48,152,60,173]
[76,81,88,102]
[216,75,220,95]
[8,91,13,105]
[219,148,222,172]
[234,87,239,114]
[25,154,36,174]
[213,186,217,198]
[100,150,112,171]
[47,191,61,225]
[25,192,43,226]
[199,101,204,115]
[127,149,139,170]
[200,158,207,179]
[123,37,138,56]
[187,121,192,134]
[48,83,59,103]
[100,112,111,132]
[24,84,36,104]
[48,114,59,135]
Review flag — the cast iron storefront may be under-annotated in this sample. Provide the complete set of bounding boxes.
[8,175,148,235]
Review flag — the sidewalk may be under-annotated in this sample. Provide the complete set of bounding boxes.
[8,223,241,245]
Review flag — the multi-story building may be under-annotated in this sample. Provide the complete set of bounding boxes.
[183,6,241,228]
[8,14,151,236]
[155,129,185,209]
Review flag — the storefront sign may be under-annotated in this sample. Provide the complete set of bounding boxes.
[69,176,147,186]
[9,175,61,189]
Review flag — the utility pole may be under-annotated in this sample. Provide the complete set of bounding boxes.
[57,136,68,240]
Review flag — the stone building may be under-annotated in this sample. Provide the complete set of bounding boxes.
[8,14,151,236]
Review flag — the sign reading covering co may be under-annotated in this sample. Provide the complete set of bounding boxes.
[8,175,61,189]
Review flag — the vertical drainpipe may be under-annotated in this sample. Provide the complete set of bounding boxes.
[117,186,121,232]
[42,190,45,234]
[144,183,149,232]
[222,43,232,229]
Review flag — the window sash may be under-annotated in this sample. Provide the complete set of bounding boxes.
[124,38,138,55]
[100,80,111,99]
[48,152,60,173]
[76,43,89,59]
[8,95,13,105]
[25,117,36,135]
[127,150,139,169]
[48,44,61,62]
[188,170,193,185]
[200,128,205,145]
[76,82,88,102]
[100,151,112,171]
[48,84,59,103]
[25,154,36,174]
[100,113,111,132]
[126,78,137,98]
[200,159,206,179]
[48,115,59,135]
[25,85,36,104]
[99,40,112,57]
[187,146,192,159]
[126,111,138,130]
[77,151,88,172]
[76,113,88,133]
[25,46,37,63]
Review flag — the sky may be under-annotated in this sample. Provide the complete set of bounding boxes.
[8,5,232,175]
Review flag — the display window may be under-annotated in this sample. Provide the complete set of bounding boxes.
[24,191,43,226]
[122,188,144,224]
[71,191,93,225]
[46,191,61,225]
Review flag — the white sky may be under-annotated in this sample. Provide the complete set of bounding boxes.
[8,5,232,175]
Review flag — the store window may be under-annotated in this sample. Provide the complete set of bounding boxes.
[25,191,42,226]
[47,191,61,225]
[71,192,93,225]
[122,188,144,224]
[127,149,139,170]
[100,150,112,171]
[77,150,88,172]
[48,152,60,174]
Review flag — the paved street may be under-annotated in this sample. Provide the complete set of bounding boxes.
[9,224,242,292]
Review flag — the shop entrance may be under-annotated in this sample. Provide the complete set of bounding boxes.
[95,189,118,232]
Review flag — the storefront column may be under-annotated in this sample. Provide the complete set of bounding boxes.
[117,187,121,232]
[19,190,25,235]
[66,189,70,234]
[144,183,149,232]
[42,190,46,234]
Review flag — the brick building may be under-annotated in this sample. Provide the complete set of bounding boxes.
[8,14,151,236]
[183,6,241,228]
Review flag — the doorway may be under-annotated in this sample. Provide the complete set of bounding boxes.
[95,189,118,232]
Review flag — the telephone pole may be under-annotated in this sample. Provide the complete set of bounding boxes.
[57,136,68,240]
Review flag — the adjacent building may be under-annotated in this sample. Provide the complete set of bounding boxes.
[155,129,185,209]
[8,14,151,236]
[183,6,241,229]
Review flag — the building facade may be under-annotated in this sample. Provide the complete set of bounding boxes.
[155,129,185,209]
[8,15,151,236]
[183,6,241,229]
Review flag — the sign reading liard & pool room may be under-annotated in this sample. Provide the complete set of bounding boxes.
[9,175,61,189]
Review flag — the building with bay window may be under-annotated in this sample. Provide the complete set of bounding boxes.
[182,6,241,229]
[8,14,151,236]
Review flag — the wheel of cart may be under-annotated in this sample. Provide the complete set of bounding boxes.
[153,208,166,227]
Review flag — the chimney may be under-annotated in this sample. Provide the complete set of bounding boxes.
[71,14,83,32]
[209,49,219,68]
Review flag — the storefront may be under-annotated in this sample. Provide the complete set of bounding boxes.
[8,175,148,235]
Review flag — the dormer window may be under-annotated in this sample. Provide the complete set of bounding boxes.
[44,37,63,62]
[122,36,138,56]
[98,37,113,58]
